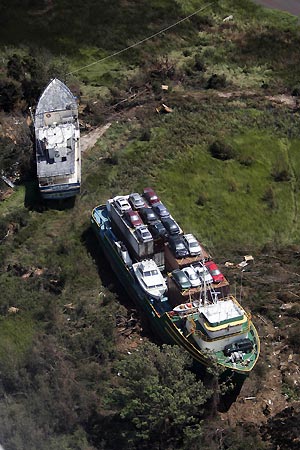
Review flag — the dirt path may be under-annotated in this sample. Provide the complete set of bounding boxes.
[81,122,112,153]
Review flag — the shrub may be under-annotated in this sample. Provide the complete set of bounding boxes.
[288,324,300,349]
[183,49,192,57]
[0,78,22,112]
[291,85,300,96]
[209,140,236,160]
[7,54,26,81]
[289,304,300,319]
[0,132,33,180]
[238,155,255,167]
[194,54,206,72]
[148,56,176,80]
[206,73,227,89]
[272,163,292,182]
[140,128,151,141]
[196,192,208,206]
[262,186,277,209]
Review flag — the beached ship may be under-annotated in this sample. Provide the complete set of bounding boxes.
[91,191,260,376]
[34,78,81,199]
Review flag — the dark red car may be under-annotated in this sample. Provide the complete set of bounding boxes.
[205,260,224,283]
[143,187,160,205]
[124,210,143,228]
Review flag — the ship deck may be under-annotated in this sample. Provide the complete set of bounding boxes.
[213,326,259,371]
[36,122,77,177]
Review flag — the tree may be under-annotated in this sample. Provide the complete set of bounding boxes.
[7,54,26,81]
[100,342,212,450]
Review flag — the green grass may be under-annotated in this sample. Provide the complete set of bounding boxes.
[158,129,300,251]
[0,314,35,368]
[0,186,25,216]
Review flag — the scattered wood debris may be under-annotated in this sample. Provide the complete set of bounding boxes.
[244,255,254,263]
[8,306,20,314]
[223,15,233,22]
[1,175,15,189]
[156,103,173,114]
[116,309,141,336]
[63,302,76,311]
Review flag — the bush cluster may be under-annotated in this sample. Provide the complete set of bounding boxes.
[209,140,236,160]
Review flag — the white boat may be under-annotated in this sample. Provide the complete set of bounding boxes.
[132,259,167,299]
[34,78,81,199]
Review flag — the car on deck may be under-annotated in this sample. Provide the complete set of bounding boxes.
[135,225,152,242]
[124,210,143,228]
[182,266,201,288]
[152,202,170,219]
[114,196,131,214]
[171,269,192,290]
[205,260,224,283]
[143,187,160,205]
[161,217,180,236]
[128,192,146,209]
[148,221,168,240]
[192,263,213,285]
[168,235,189,259]
[139,207,158,224]
[183,233,202,256]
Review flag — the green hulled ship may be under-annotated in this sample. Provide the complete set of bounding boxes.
[91,193,260,376]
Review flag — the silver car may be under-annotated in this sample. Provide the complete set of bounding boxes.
[129,192,145,209]
[135,225,152,242]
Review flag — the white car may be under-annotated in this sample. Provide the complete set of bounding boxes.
[182,266,201,288]
[192,263,213,285]
[183,233,202,256]
[114,196,131,214]
[135,225,152,242]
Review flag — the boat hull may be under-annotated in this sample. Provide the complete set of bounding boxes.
[39,182,80,199]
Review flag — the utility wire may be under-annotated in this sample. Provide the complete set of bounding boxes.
[67,1,215,76]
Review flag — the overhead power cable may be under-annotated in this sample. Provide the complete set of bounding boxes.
[67,1,215,76]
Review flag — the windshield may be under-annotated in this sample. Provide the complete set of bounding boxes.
[149,284,164,289]
[211,269,221,276]
[189,273,198,280]
[143,270,159,277]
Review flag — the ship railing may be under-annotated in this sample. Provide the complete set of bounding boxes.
[226,294,252,320]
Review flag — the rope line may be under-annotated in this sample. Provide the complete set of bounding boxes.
[67,2,215,76]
